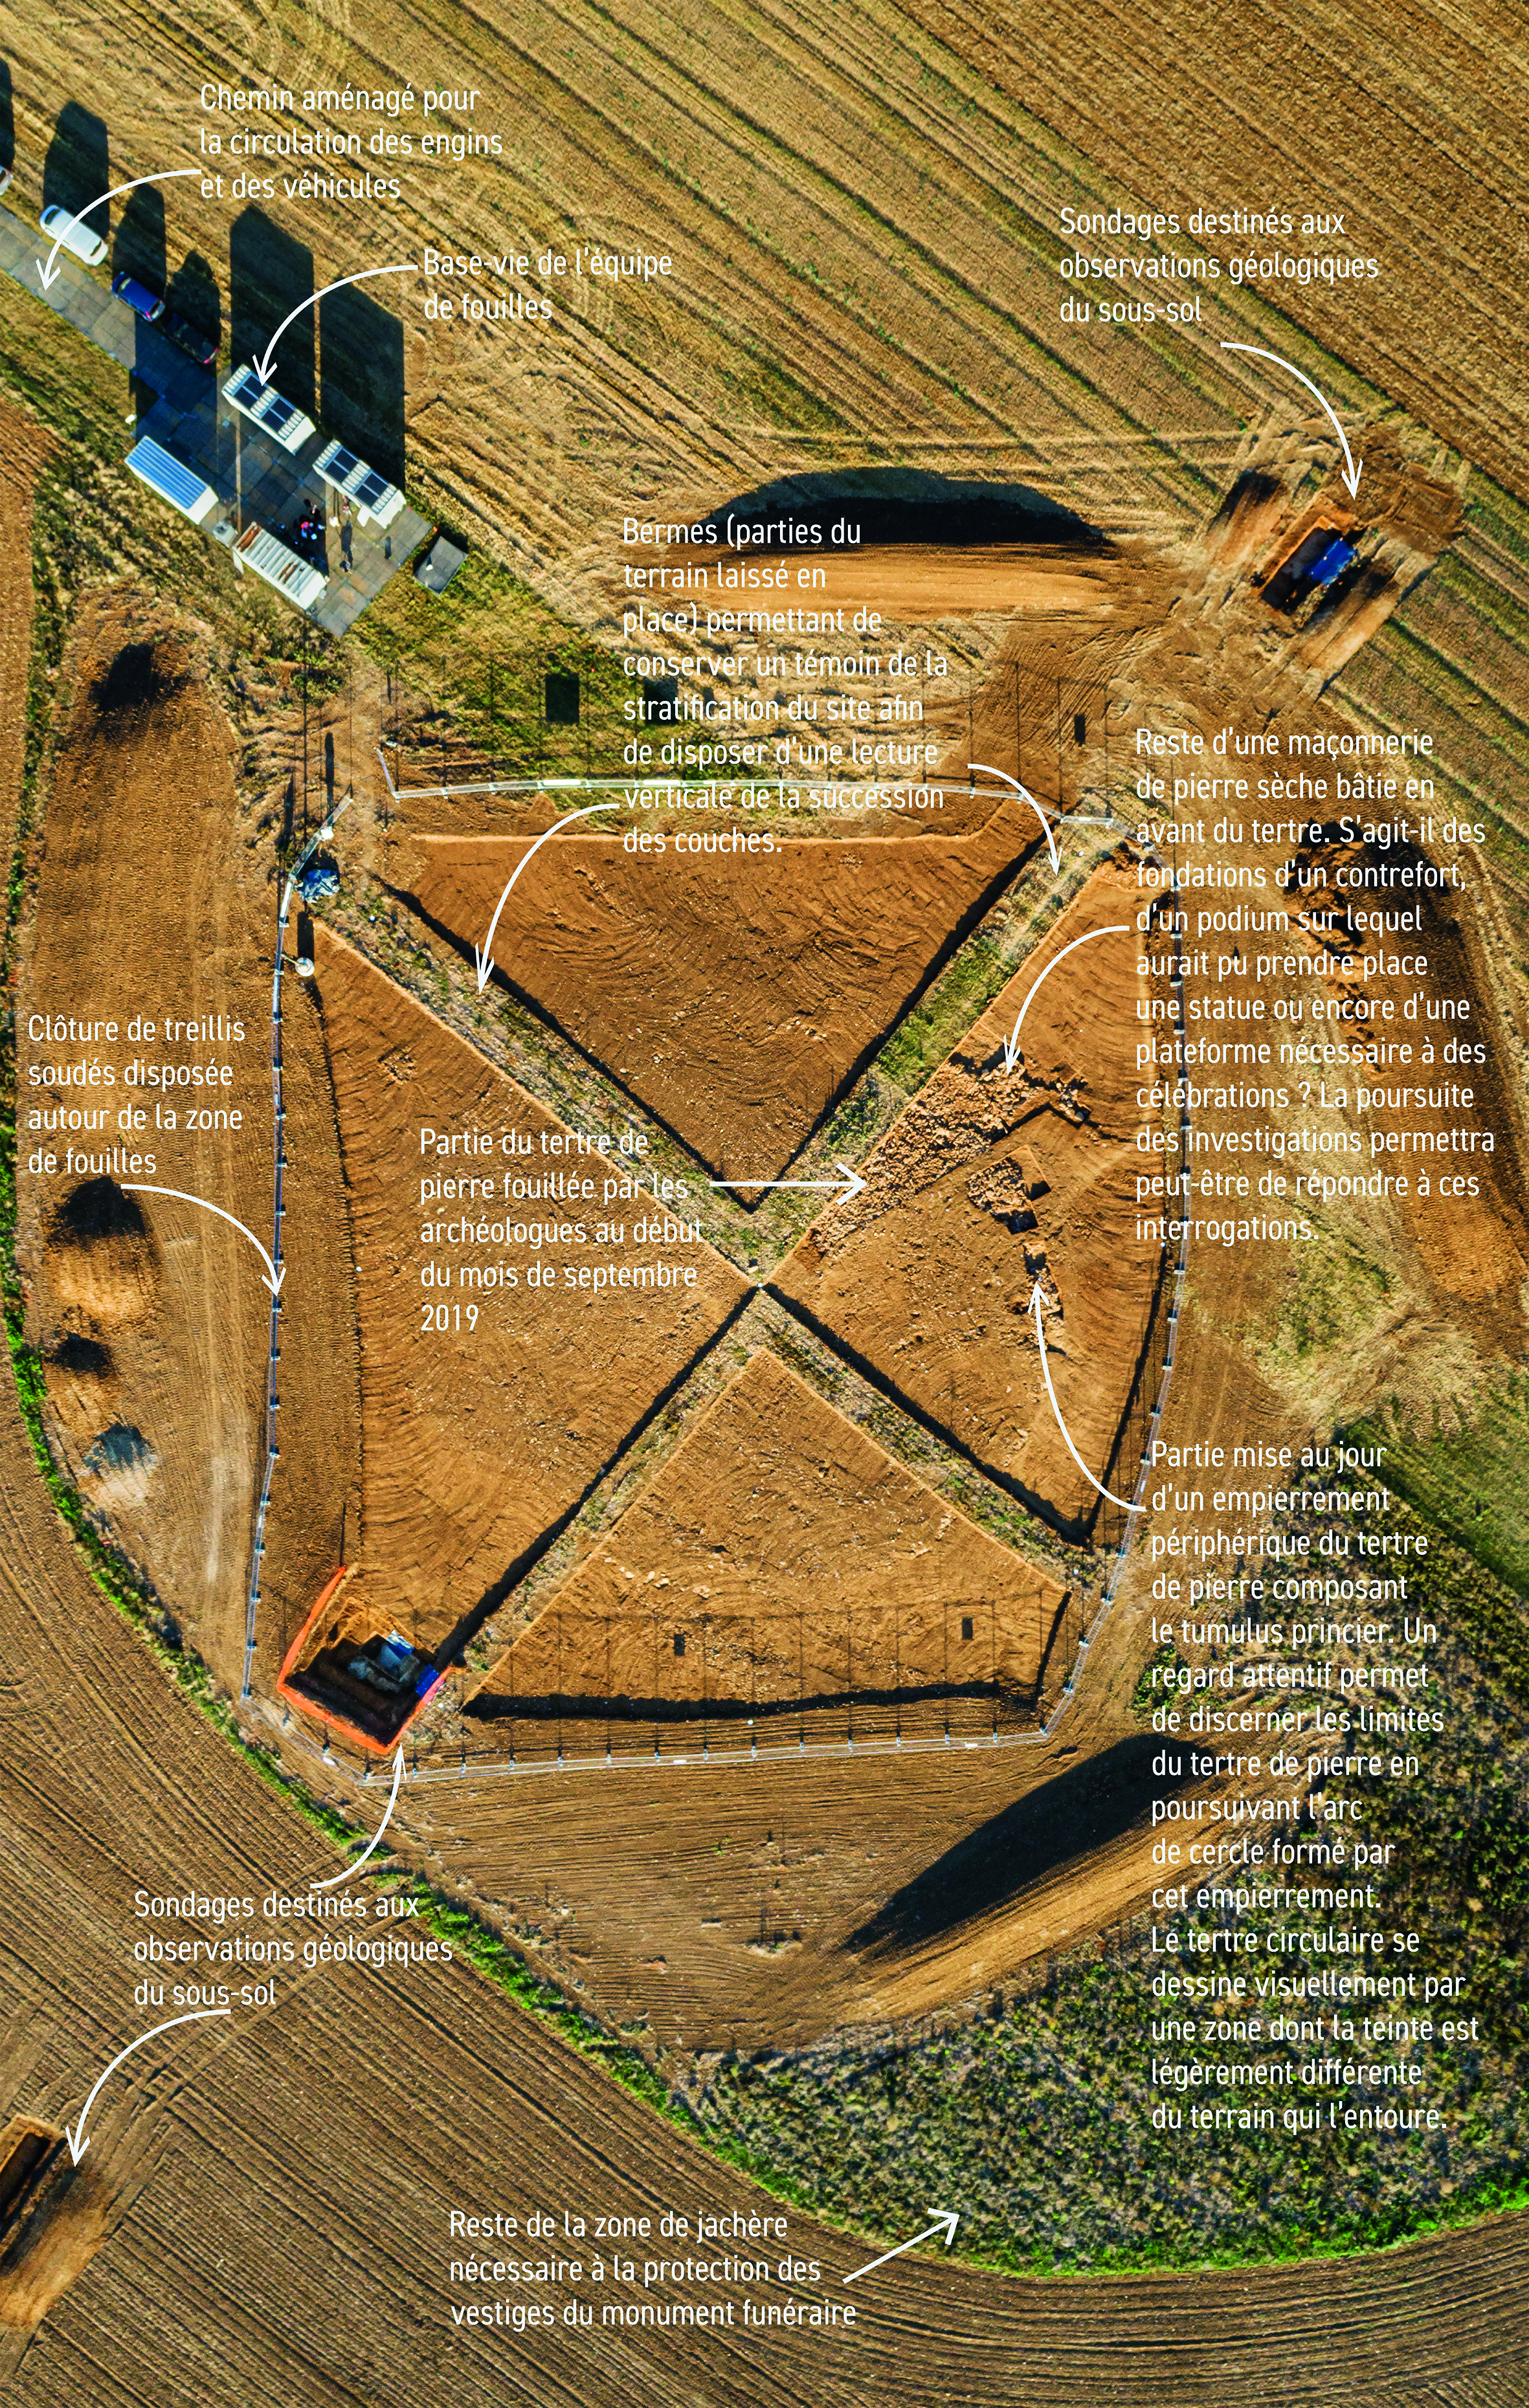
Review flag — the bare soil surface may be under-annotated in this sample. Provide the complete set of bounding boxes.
[776,853,1160,1532]
[12,592,360,1695]
[307,927,747,1671]
[397,794,1045,1183]
[6,1340,1523,2400]
[413,1726,1152,2053]
[468,1348,1066,1754]
[15,596,268,1687]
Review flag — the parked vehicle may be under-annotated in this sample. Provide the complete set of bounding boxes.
[161,308,218,367]
[39,203,107,265]
[110,270,164,322]
[0,166,13,201]
[290,510,326,567]
[221,365,316,453]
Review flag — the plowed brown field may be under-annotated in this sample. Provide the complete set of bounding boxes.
[469,1348,1066,1753]
[10,0,1524,562]
[911,0,1529,506]
[1,1361,1526,2401]
[16,600,267,1680]
[308,928,746,1669]
[776,854,1158,1530]
[398,795,1042,1182]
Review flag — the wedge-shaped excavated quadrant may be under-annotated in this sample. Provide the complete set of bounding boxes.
[467,1348,1067,1759]
[280,931,748,1747]
[776,854,1165,1536]
[397,793,1042,1183]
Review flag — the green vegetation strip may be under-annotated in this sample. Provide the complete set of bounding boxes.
[697,1481,1529,2275]
[1344,1387,1529,1622]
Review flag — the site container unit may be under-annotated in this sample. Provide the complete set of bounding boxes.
[221,366,317,452]
[313,438,406,528]
[124,437,219,526]
[235,522,328,613]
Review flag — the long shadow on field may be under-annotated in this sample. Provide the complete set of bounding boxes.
[112,184,165,423]
[230,208,315,413]
[321,280,405,488]
[844,1734,1193,1956]
[702,468,1109,552]
[43,101,108,229]
[464,1677,1032,1724]
[0,67,14,175]
[166,249,221,355]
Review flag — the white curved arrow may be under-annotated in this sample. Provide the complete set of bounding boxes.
[1220,342,1363,499]
[254,263,419,385]
[1002,922,1130,1075]
[1031,1280,1143,1515]
[124,1184,285,1296]
[966,762,1058,874]
[843,2209,959,2284]
[311,1746,406,1889]
[474,801,623,992]
[66,2006,230,2163]
[36,167,199,291]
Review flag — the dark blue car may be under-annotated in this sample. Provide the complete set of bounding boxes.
[162,309,218,367]
[110,270,164,322]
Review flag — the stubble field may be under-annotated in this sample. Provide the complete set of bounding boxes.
[3,0,1529,2370]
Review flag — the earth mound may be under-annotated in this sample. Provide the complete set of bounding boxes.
[46,1179,160,1326]
[88,638,188,720]
[80,1421,160,1509]
[43,1333,118,1438]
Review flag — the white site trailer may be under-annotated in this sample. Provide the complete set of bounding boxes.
[235,522,328,614]
[221,366,317,453]
[124,437,218,526]
[313,438,406,529]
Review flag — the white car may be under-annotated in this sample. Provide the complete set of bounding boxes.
[221,365,316,454]
[39,203,107,265]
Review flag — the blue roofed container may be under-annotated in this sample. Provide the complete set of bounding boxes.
[124,437,219,526]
